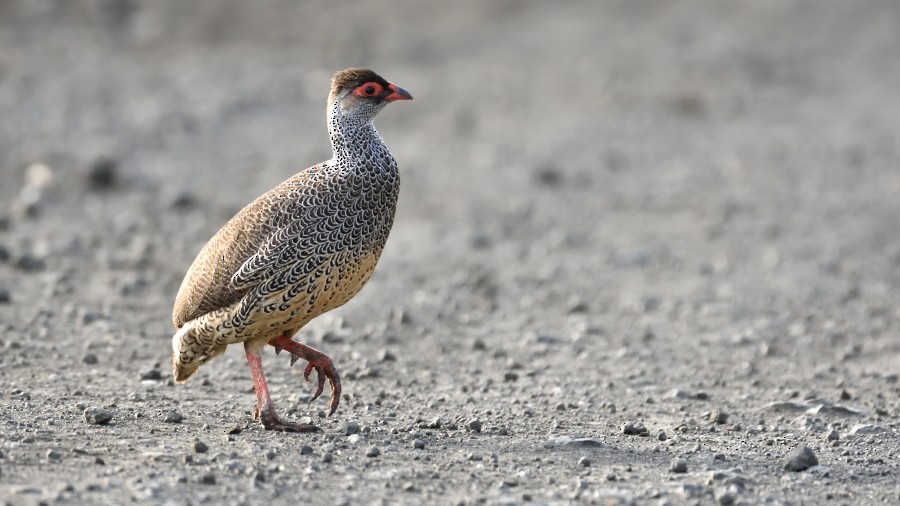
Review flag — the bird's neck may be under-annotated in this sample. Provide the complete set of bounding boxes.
[327,103,391,170]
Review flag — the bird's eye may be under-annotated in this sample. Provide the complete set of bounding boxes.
[353,82,383,98]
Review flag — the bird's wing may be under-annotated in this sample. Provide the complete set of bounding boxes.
[172,165,328,328]
[230,170,353,291]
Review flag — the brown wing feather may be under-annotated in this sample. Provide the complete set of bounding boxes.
[172,165,323,328]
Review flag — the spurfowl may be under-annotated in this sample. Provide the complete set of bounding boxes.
[171,68,412,432]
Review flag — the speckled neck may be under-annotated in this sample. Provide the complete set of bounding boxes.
[327,100,394,174]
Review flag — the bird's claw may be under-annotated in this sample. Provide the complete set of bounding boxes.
[299,353,340,415]
[257,403,320,432]
[271,336,341,416]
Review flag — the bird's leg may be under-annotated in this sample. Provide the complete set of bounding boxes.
[268,335,342,416]
[244,342,320,432]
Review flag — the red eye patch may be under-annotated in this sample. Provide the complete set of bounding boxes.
[352,82,384,98]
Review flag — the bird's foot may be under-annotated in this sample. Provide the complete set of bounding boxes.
[254,403,320,433]
[269,336,342,415]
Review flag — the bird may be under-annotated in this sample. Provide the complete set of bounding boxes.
[170,68,412,432]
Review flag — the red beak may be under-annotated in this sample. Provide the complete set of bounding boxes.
[385,83,413,102]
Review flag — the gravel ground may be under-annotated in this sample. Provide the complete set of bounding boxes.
[1,1,900,505]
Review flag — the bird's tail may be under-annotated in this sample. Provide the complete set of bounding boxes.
[171,324,225,383]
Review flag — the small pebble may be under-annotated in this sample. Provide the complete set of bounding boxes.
[718,492,736,505]
[299,445,313,456]
[0,287,10,304]
[657,431,667,441]
[14,253,45,271]
[200,473,216,485]
[709,408,728,424]
[466,419,483,433]
[84,407,113,425]
[503,371,519,382]
[192,441,209,454]
[622,421,648,435]
[366,446,381,457]
[87,156,118,189]
[82,353,98,365]
[140,369,162,381]
[670,458,688,473]
[322,452,333,463]
[46,449,61,461]
[170,190,197,210]
[413,438,426,450]
[667,389,692,399]
[344,421,360,435]
[501,476,519,487]
[783,444,818,472]
[577,457,591,467]
[164,411,183,424]
[827,429,840,441]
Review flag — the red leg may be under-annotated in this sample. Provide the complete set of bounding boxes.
[268,335,342,416]
[244,342,319,432]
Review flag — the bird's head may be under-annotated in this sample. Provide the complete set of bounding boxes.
[328,68,413,124]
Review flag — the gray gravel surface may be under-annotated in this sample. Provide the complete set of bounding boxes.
[1,1,900,505]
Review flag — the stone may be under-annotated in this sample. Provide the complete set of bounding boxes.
[670,458,688,473]
[849,424,889,435]
[87,156,118,189]
[622,421,648,436]
[344,421,361,435]
[544,436,603,449]
[709,408,728,424]
[84,407,113,425]
[140,369,162,381]
[783,444,818,472]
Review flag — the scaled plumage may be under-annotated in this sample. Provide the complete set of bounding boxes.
[171,68,412,432]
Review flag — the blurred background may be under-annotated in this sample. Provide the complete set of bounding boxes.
[2,0,898,329]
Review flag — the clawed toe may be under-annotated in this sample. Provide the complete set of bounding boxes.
[299,355,341,414]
